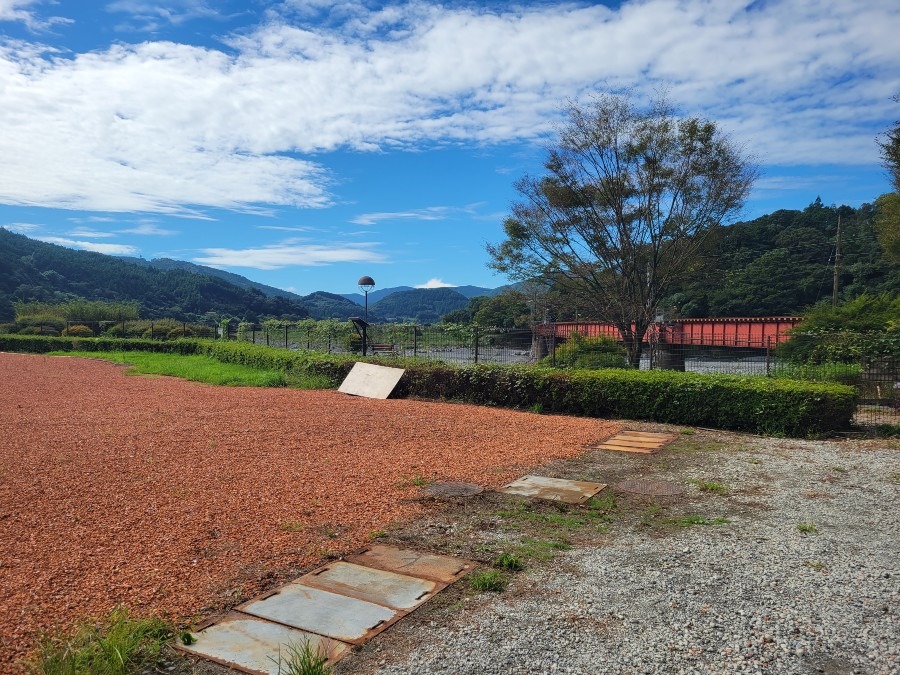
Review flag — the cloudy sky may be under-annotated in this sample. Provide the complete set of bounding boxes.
[1,0,898,295]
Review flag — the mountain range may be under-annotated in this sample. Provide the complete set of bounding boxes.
[2,198,897,325]
[0,229,505,324]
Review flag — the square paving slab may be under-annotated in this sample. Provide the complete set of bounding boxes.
[178,612,350,675]
[500,475,607,504]
[345,544,474,583]
[299,561,438,610]
[337,362,405,399]
[238,583,398,644]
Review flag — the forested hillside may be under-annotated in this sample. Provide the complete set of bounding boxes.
[0,229,310,322]
[664,199,899,317]
[371,287,470,323]
[121,257,304,300]
[299,291,375,320]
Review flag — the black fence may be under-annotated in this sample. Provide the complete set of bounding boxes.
[17,319,898,427]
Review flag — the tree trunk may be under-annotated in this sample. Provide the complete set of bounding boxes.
[620,323,649,368]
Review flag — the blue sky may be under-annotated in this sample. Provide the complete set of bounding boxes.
[1,0,898,296]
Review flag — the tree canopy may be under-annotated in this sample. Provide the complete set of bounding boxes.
[487,92,757,364]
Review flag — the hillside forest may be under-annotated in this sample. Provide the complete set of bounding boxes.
[0,197,897,326]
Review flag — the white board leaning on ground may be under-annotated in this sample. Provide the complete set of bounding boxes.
[338,362,406,400]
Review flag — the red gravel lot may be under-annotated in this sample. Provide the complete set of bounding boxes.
[0,353,618,671]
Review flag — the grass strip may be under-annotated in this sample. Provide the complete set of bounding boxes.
[49,351,292,388]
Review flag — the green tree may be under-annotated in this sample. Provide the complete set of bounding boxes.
[472,291,531,328]
[874,194,900,265]
[488,92,756,365]
[878,94,900,192]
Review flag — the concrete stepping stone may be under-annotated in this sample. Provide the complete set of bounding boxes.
[500,474,607,504]
[238,583,398,644]
[299,561,438,610]
[176,546,473,674]
[177,612,350,675]
[345,544,473,583]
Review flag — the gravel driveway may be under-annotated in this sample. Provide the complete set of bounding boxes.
[337,433,899,675]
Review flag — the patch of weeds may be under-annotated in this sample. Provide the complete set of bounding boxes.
[829,466,847,473]
[804,560,827,572]
[497,503,585,530]
[678,428,696,435]
[368,529,388,540]
[29,606,171,675]
[639,503,663,527]
[513,537,572,561]
[671,440,726,454]
[529,402,544,414]
[890,473,900,485]
[666,515,729,527]
[397,474,433,488]
[689,479,730,495]
[280,520,305,532]
[582,491,617,526]
[494,552,525,572]
[747,458,763,465]
[270,639,332,675]
[179,630,197,646]
[797,522,818,534]
[469,569,508,593]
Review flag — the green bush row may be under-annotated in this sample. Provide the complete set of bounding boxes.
[0,335,857,436]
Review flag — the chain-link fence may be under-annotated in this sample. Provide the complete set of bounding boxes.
[20,319,897,427]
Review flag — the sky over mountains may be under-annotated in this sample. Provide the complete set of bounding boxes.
[0,0,898,295]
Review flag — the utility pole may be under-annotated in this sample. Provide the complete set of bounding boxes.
[832,214,842,308]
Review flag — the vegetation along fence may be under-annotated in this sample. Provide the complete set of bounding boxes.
[20,318,898,427]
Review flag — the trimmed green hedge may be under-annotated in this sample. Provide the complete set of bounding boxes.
[0,335,857,436]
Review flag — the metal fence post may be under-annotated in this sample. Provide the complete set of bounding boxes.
[766,336,772,375]
[307,326,311,350]
[474,326,480,364]
[551,330,556,367]
[413,325,418,358]
[284,324,288,349]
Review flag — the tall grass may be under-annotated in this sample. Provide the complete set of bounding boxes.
[28,606,170,675]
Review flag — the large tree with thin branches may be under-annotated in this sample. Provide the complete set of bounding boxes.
[487,92,757,366]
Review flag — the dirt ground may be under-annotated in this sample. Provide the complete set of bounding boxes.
[0,353,620,673]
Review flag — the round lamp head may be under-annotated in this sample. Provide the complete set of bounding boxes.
[358,275,375,292]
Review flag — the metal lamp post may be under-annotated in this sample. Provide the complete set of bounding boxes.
[358,276,375,321]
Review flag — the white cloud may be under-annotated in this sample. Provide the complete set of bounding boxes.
[106,0,220,31]
[68,228,117,238]
[1,221,41,233]
[0,0,898,215]
[415,278,456,289]
[351,206,456,225]
[118,222,177,235]
[0,0,68,28]
[38,236,138,255]
[193,242,386,269]
[257,225,314,232]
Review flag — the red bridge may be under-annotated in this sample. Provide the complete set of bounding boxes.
[547,316,803,348]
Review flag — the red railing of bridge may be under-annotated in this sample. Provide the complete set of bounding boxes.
[545,316,803,348]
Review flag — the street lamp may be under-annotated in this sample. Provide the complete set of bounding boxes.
[358,276,375,322]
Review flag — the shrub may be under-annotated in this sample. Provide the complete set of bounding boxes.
[168,326,194,339]
[543,333,630,370]
[0,335,857,436]
[0,323,17,334]
[61,325,94,337]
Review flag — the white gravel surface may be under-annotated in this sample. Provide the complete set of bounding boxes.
[358,437,899,675]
